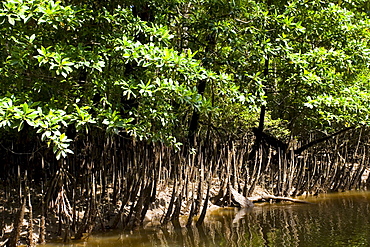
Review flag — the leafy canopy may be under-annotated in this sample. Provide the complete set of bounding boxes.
[0,0,230,158]
[1,0,370,159]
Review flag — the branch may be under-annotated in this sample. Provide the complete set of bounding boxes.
[234,18,252,24]
[294,126,355,155]
[252,127,288,152]
[248,194,313,204]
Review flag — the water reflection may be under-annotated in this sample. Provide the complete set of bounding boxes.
[44,191,370,247]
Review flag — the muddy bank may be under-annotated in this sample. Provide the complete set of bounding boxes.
[0,177,360,246]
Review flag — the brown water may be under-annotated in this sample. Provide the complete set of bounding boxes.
[43,191,370,247]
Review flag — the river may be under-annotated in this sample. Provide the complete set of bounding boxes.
[42,191,370,247]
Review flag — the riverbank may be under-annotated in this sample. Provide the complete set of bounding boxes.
[0,179,298,246]
[38,191,370,247]
[1,172,368,247]
[2,131,370,246]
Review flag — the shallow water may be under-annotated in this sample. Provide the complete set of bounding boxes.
[44,191,370,247]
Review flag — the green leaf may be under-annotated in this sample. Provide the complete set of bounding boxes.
[29,34,36,43]
[8,16,15,25]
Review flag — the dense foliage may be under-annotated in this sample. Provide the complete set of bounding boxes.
[0,0,231,158]
[155,0,370,135]
[0,0,369,157]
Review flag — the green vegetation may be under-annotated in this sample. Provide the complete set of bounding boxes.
[0,0,225,157]
[1,0,370,245]
[1,0,369,154]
